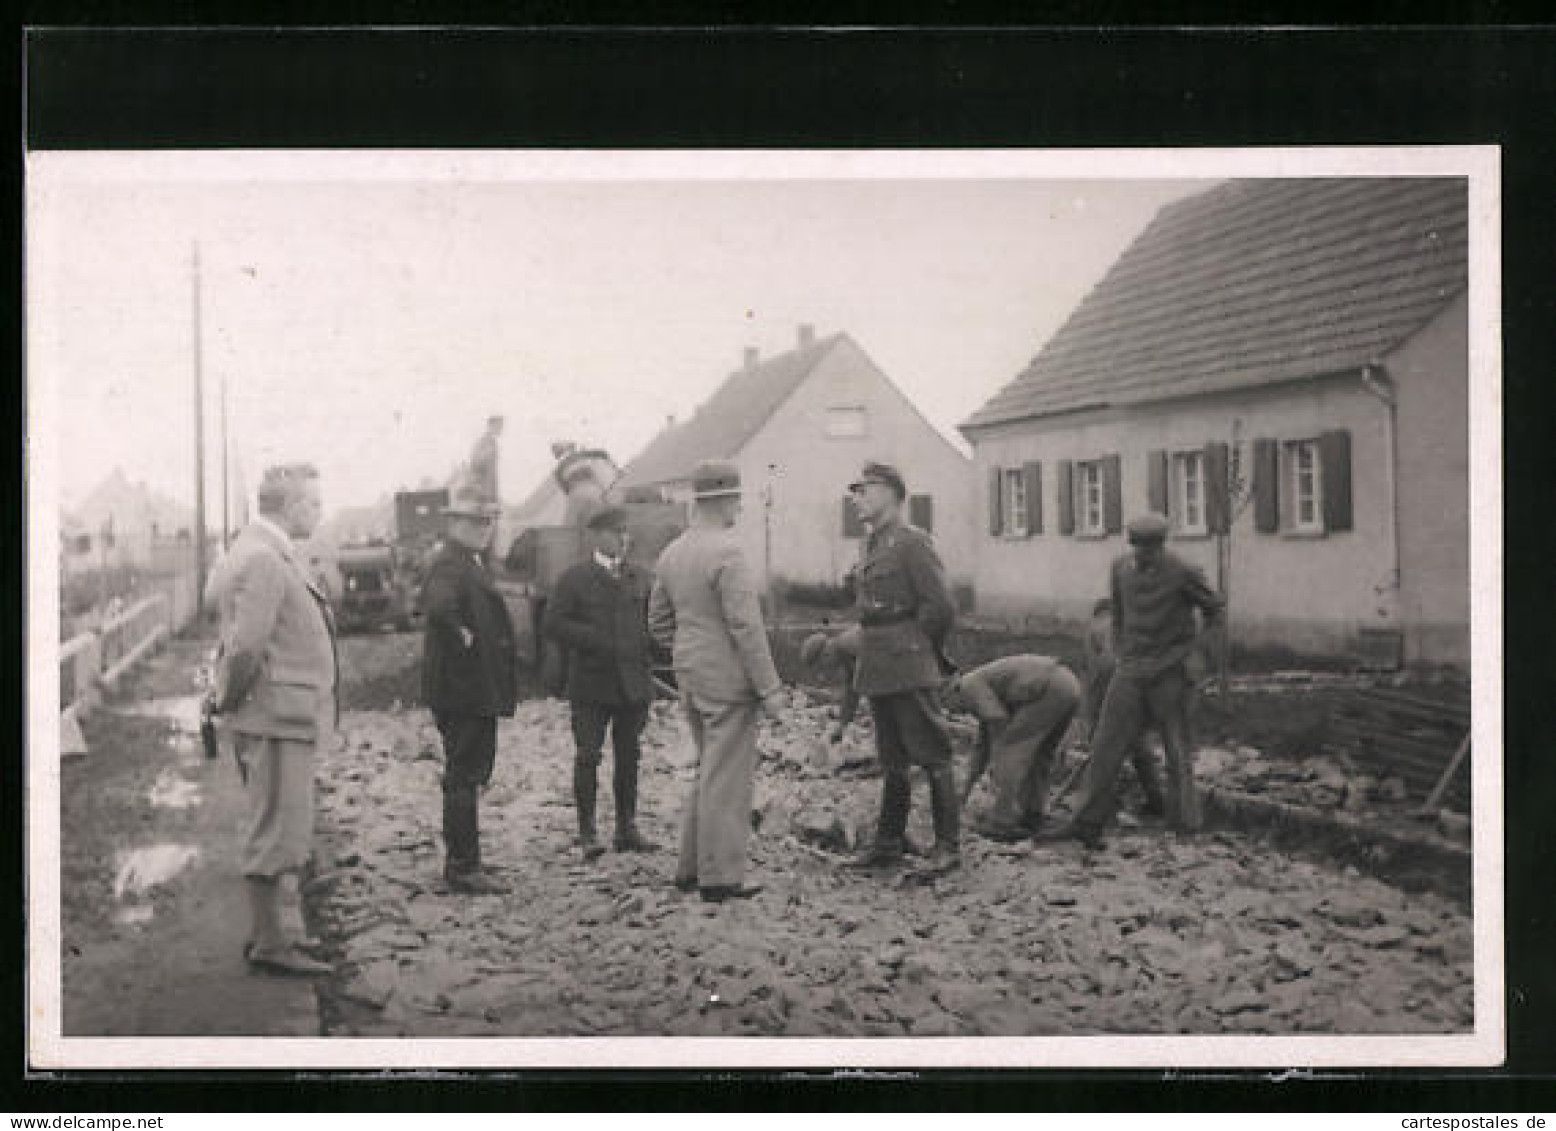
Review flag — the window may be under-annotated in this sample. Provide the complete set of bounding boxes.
[1002,468,1028,537]
[1285,439,1324,534]
[1172,450,1208,535]
[1075,460,1105,535]
[824,406,868,439]
[909,493,934,533]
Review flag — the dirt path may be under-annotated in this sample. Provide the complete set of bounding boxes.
[62,640,319,1037]
[308,635,1474,1039]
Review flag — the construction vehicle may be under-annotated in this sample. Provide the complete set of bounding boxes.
[495,450,685,693]
[332,487,450,633]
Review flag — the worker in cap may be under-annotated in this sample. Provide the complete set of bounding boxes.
[466,416,504,509]
[546,499,658,860]
[844,459,962,877]
[649,460,784,903]
[1038,512,1223,851]
[799,626,864,745]
[420,485,518,894]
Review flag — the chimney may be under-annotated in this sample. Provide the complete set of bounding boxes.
[743,346,760,370]
[798,324,816,349]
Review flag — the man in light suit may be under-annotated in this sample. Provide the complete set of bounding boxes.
[205,463,338,977]
[649,461,785,904]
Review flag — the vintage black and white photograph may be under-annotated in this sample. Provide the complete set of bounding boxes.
[26,148,1502,1069]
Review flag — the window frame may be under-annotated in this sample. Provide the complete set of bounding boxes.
[1284,438,1325,536]
[1001,467,1029,538]
[1171,449,1209,537]
[1074,459,1106,537]
[823,405,868,440]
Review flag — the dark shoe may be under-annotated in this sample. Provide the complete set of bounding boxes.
[613,825,658,853]
[917,843,962,877]
[580,835,606,862]
[245,943,332,977]
[848,840,905,872]
[1019,813,1046,837]
[448,871,510,895]
[699,884,763,903]
[1139,798,1167,819]
[1033,822,1106,850]
[972,814,1029,843]
[902,832,928,858]
[672,875,697,893]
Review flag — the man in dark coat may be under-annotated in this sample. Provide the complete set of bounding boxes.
[844,461,962,877]
[544,503,657,860]
[421,488,519,894]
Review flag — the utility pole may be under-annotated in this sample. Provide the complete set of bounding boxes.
[220,347,230,551]
[192,242,208,609]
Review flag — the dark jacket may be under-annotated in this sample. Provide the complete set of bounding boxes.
[1110,550,1223,678]
[420,542,519,717]
[545,557,654,705]
[850,516,956,697]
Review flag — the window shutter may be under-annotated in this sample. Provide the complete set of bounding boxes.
[841,496,864,539]
[1022,461,1042,536]
[1102,455,1123,535]
[988,467,1004,536]
[1204,441,1230,535]
[1057,460,1075,536]
[1252,438,1280,533]
[1320,429,1353,532]
[1146,450,1169,516]
[910,493,934,533]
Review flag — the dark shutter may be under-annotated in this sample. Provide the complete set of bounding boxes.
[988,467,1003,536]
[1057,460,1075,536]
[841,496,865,539]
[1204,441,1230,535]
[1146,450,1169,516]
[1102,455,1123,535]
[1252,438,1280,533]
[910,493,934,532]
[1320,429,1353,532]
[1022,461,1042,536]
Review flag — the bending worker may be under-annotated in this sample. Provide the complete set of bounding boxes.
[799,626,863,745]
[943,654,1081,842]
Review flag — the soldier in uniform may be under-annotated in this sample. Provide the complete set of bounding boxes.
[844,461,962,877]
[1040,513,1223,849]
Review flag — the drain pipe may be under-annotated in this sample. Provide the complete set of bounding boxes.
[1359,363,1402,617]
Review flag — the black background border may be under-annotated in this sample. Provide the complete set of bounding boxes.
[13,10,1556,1111]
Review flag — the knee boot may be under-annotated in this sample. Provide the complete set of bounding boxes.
[924,766,962,874]
[850,769,911,869]
[443,784,482,880]
[1131,747,1167,817]
[574,758,605,860]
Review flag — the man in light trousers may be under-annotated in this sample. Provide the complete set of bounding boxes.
[204,463,338,977]
[649,460,785,904]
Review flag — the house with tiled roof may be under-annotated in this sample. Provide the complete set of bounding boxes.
[961,178,1469,666]
[617,325,974,592]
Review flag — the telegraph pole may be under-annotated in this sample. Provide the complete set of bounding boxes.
[192,242,208,608]
[220,341,230,550]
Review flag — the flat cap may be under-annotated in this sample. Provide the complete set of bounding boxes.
[691,460,742,499]
[1126,513,1170,544]
[583,503,627,532]
[848,460,906,499]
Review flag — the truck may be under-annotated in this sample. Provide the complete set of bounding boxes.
[331,487,450,634]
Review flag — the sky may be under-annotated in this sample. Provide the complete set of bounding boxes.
[29,154,1210,518]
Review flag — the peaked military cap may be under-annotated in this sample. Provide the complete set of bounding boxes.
[691,460,742,499]
[1126,513,1170,545]
[848,460,906,500]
